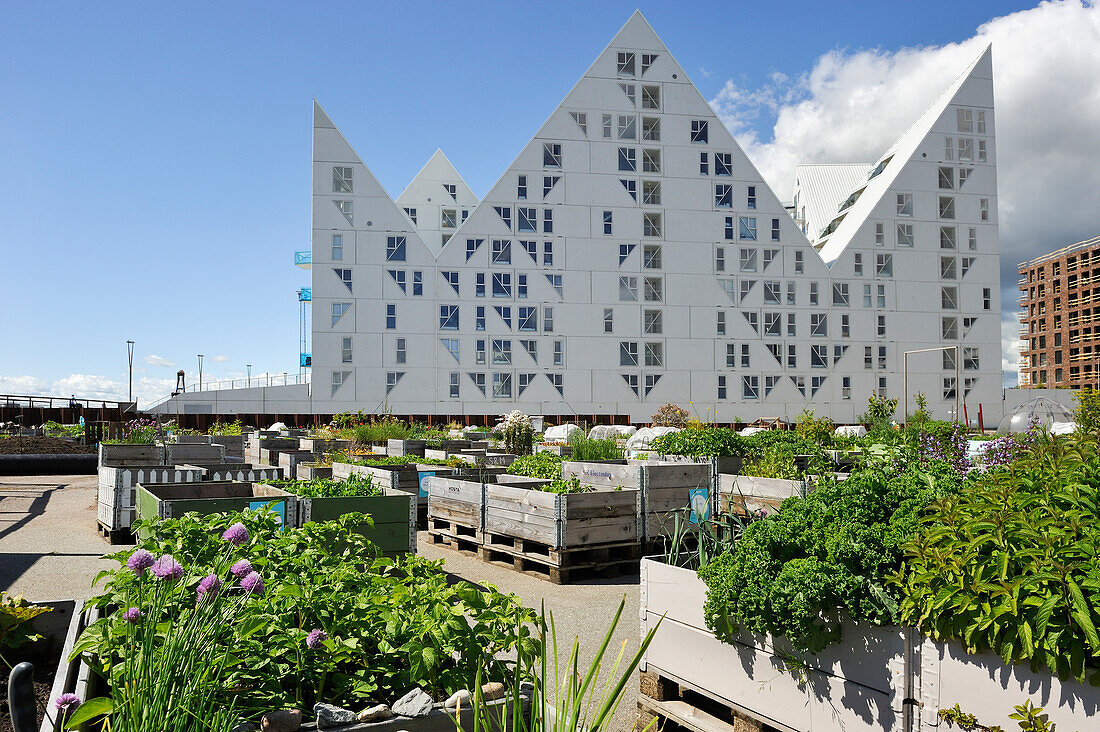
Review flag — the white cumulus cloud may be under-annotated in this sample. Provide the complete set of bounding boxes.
[0,374,48,394]
[145,354,176,368]
[211,355,230,363]
[709,0,1100,383]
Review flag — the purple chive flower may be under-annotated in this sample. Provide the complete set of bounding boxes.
[127,548,155,576]
[152,554,184,581]
[230,559,253,579]
[54,693,82,715]
[222,522,250,546]
[306,629,328,650]
[240,571,264,595]
[122,607,142,623]
[196,573,222,601]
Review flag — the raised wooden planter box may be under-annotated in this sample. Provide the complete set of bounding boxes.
[176,463,284,483]
[717,473,807,516]
[164,442,227,464]
[639,557,1100,731]
[387,439,426,457]
[248,437,299,465]
[494,474,554,489]
[562,460,710,542]
[296,462,333,481]
[332,461,455,528]
[136,481,297,535]
[207,434,245,459]
[278,449,317,477]
[98,443,164,467]
[298,492,416,555]
[298,437,353,454]
[97,465,204,532]
[426,476,486,551]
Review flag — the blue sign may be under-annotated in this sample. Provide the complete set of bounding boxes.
[249,500,287,529]
[688,488,710,526]
[417,471,437,498]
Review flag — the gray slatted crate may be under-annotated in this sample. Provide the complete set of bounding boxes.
[97,464,204,530]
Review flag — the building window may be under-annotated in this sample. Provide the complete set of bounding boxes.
[474,340,486,365]
[388,269,406,293]
[875,223,885,246]
[331,370,350,396]
[623,374,639,396]
[640,84,660,110]
[747,186,756,209]
[385,303,396,329]
[978,140,988,163]
[715,247,725,272]
[811,344,828,368]
[490,239,512,264]
[938,166,954,189]
[441,271,459,295]
[877,315,887,337]
[940,226,957,249]
[495,306,511,328]
[875,253,893,277]
[644,277,663,302]
[980,198,989,221]
[877,284,886,308]
[717,375,727,400]
[642,116,660,141]
[394,337,408,364]
[787,282,796,306]
[330,234,343,261]
[492,373,512,399]
[332,166,353,193]
[939,196,955,219]
[764,281,780,303]
[742,376,759,400]
[386,236,406,262]
[492,339,512,365]
[942,317,958,340]
[517,207,537,232]
[645,342,664,367]
[569,113,586,136]
[832,283,849,306]
[543,175,560,197]
[945,136,954,161]
[739,217,757,240]
[604,308,614,333]
[331,302,350,327]
[411,270,422,296]
[618,147,636,171]
[643,212,662,237]
[334,200,353,225]
[699,152,709,175]
[492,272,511,298]
[518,307,537,331]
[441,209,457,228]
[809,281,819,305]
[879,346,887,369]
[764,312,781,336]
[810,313,827,337]
[617,51,635,76]
[543,307,554,332]
[771,218,780,242]
[896,193,913,217]
[690,120,709,143]
[963,347,980,370]
[941,257,957,280]
[863,283,872,307]
[717,311,726,335]
[643,244,662,269]
[619,276,638,301]
[643,180,661,205]
[897,223,914,247]
[941,286,958,310]
[983,287,991,310]
[642,308,663,334]
[943,377,957,400]
[439,305,459,330]
[603,210,613,235]
[715,184,732,208]
[795,250,803,273]
[841,313,850,338]
[403,207,416,224]
[618,114,637,140]
[854,253,863,276]
[543,143,562,168]
[339,336,353,363]
[958,137,974,162]
[642,148,661,173]
[553,340,564,366]
[739,248,757,273]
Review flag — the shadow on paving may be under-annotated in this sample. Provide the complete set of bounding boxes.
[0,486,60,542]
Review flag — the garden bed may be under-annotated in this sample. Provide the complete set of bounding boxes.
[0,436,94,455]
[136,481,297,534]
[716,473,807,516]
[0,599,78,732]
[298,492,416,555]
[97,464,205,533]
[639,556,1100,731]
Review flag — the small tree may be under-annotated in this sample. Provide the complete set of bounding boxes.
[858,393,898,434]
[651,403,689,427]
[794,409,834,445]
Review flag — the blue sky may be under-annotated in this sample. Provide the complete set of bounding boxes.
[0,1,1065,402]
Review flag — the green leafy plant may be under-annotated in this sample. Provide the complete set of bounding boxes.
[78,511,540,722]
[262,473,379,498]
[794,409,835,446]
[43,420,84,439]
[500,411,535,455]
[567,433,623,461]
[1074,388,1100,432]
[509,452,565,480]
[207,420,243,436]
[938,699,1074,732]
[0,592,52,668]
[894,432,1100,685]
[859,393,899,435]
[650,427,746,458]
[539,476,593,494]
[333,453,458,467]
[740,449,800,479]
[698,463,965,653]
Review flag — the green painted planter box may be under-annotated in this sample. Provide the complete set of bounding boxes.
[136,481,297,537]
[297,492,416,555]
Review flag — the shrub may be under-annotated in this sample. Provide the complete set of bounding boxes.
[794,409,834,446]
[698,463,965,653]
[207,420,243,436]
[508,452,565,480]
[345,417,411,444]
[859,393,899,435]
[1075,388,1100,432]
[650,427,746,458]
[500,411,534,455]
[740,449,800,480]
[895,432,1100,684]
[262,473,379,498]
[651,403,689,427]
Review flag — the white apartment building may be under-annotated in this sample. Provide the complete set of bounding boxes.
[304,12,1002,422]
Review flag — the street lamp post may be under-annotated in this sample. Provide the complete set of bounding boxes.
[903,346,960,425]
[197,354,204,391]
[247,364,252,388]
[126,340,135,402]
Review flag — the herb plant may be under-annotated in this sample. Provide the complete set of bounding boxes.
[509,452,565,480]
[649,427,746,458]
[262,473,380,498]
[567,433,623,461]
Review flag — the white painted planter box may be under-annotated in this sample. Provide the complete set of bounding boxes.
[640,557,1100,731]
[97,464,204,530]
[717,473,807,515]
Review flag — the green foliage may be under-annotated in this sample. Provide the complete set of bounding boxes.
[795,409,835,446]
[345,418,412,444]
[79,511,540,721]
[262,473,380,498]
[0,592,51,651]
[1074,387,1100,432]
[508,452,565,480]
[651,403,689,427]
[539,476,593,494]
[568,433,623,461]
[938,700,1072,732]
[500,411,535,455]
[334,453,460,468]
[894,433,1100,685]
[650,427,746,458]
[740,449,800,479]
[207,420,243,436]
[698,463,965,653]
[43,420,83,439]
[859,393,899,435]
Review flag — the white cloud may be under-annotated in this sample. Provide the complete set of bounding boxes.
[0,374,48,394]
[211,355,230,363]
[699,67,714,79]
[144,354,175,368]
[709,0,1100,382]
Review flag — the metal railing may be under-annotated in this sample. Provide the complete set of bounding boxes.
[144,372,312,411]
[0,393,134,410]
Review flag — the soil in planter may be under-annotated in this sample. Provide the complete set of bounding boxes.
[0,437,95,455]
[0,644,60,732]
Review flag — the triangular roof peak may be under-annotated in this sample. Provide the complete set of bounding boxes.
[815,44,994,263]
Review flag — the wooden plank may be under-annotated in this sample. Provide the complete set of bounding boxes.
[644,464,711,489]
[561,461,641,489]
[485,483,557,509]
[561,519,637,546]
[484,513,558,545]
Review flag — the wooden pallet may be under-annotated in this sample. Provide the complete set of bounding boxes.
[637,671,771,732]
[478,532,640,584]
[97,522,133,546]
[427,517,483,554]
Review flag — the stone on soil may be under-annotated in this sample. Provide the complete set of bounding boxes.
[313,703,357,728]
[357,704,393,722]
[260,709,301,732]
[392,687,434,717]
